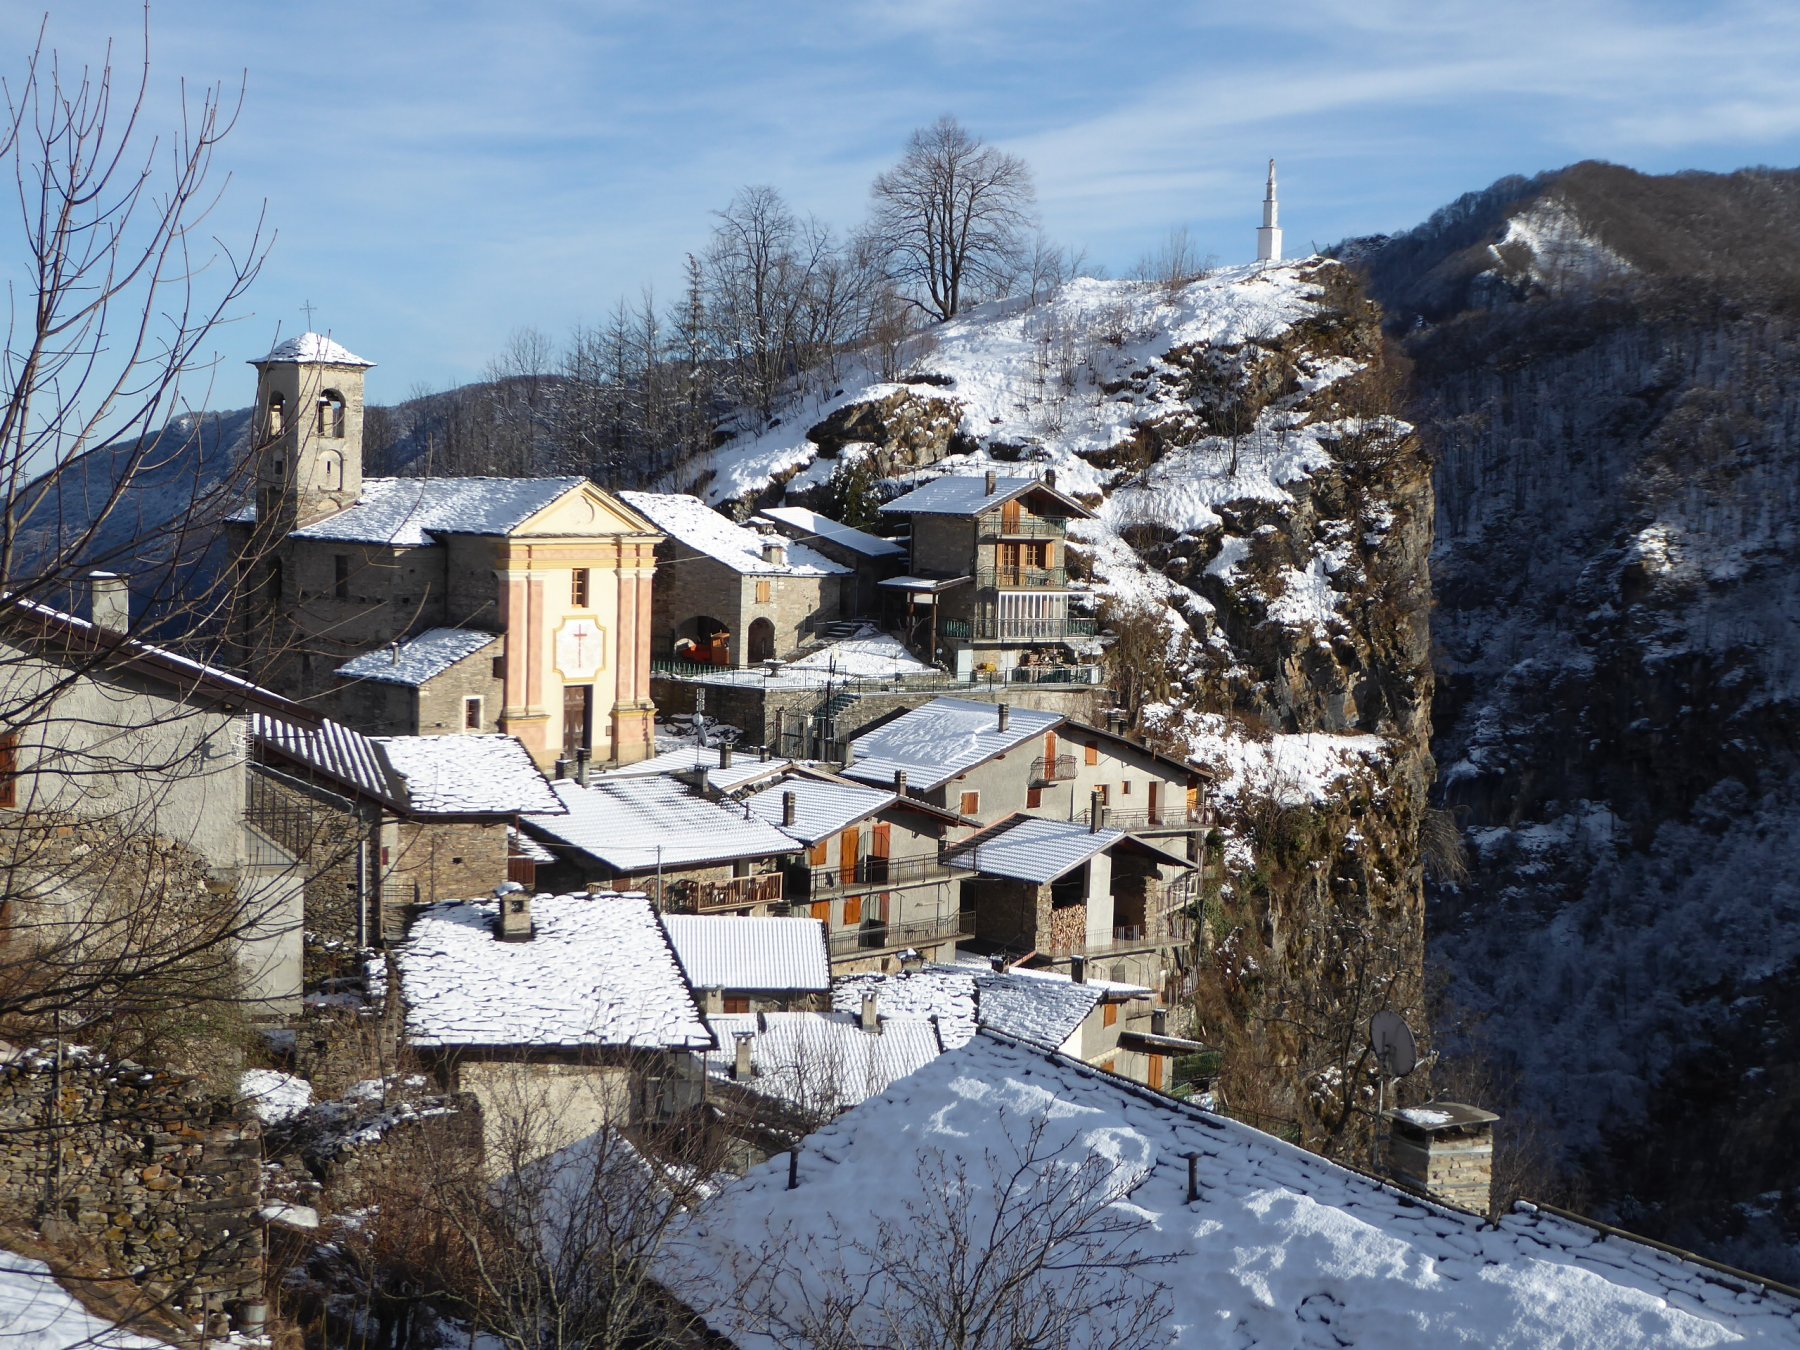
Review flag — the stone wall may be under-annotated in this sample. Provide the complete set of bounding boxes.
[414,641,506,735]
[384,819,509,936]
[0,1050,263,1321]
[248,765,373,986]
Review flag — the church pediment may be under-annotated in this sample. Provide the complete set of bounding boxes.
[513,482,661,538]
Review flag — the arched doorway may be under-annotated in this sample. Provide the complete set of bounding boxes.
[674,616,731,667]
[747,617,776,664]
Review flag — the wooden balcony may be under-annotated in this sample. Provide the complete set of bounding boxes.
[656,872,785,913]
[827,909,975,961]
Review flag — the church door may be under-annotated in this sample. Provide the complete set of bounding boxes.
[563,684,593,758]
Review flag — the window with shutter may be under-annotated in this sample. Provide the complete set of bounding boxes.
[723,996,750,1015]
[960,790,980,816]
[755,579,772,604]
[810,900,830,923]
[1085,740,1099,765]
[844,895,862,926]
[1103,1003,1118,1027]
[1027,787,1042,809]
[810,838,829,867]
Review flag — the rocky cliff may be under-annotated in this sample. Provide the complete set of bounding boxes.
[1349,162,1800,1277]
[684,260,1435,1158]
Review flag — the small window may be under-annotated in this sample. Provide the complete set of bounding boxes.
[723,996,750,1015]
[571,568,590,607]
[318,390,346,438]
[464,696,483,730]
[0,732,18,809]
[959,790,980,816]
[451,856,464,865]
[1085,740,1099,766]
[1121,780,1132,796]
[755,579,772,604]
[1098,784,1110,805]
[320,449,343,490]
[333,554,350,600]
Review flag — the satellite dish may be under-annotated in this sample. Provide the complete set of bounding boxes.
[1369,1010,1417,1079]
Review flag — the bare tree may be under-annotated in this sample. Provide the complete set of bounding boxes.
[868,116,1036,321]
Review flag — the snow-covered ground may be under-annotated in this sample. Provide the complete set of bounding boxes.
[0,1253,167,1350]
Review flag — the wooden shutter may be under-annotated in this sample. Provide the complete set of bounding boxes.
[844,895,863,926]
[1147,780,1160,824]
[723,996,750,1015]
[810,838,829,867]
[1103,1003,1118,1027]
[959,790,980,817]
[839,827,860,884]
[1148,1053,1165,1091]
[1027,787,1042,809]
[871,823,891,858]
[755,579,772,604]
[0,733,16,809]
[1001,499,1022,532]
[1085,740,1099,766]
[1045,730,1057,763]
[810,900,830,923]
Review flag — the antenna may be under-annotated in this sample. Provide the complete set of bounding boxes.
[1369,1010,1417,1079]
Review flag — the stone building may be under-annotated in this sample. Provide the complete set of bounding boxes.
[224,332,663,767]
[876,470,1096,678]
[619,491,851,667]
[757,505,905,616]
[0,584,308,1011]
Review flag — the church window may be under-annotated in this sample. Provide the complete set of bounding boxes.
[333,555,350,600]
[320,450,342,490]
[267,392,285,436]
[571,568,590,608]
[464,696,483,730]
[318,391,346,438]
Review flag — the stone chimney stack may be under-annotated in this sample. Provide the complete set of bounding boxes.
[731,1031,755,1081]
[984,469,998,494]
[704,987,725,1015]
[84,570,130,633]
[761,538,788,568]
[1089,789,1105,833]
[575,746,591,787]
[1151,1008,1167,1036]
[555,757,572,781]
[782,790,797,827]
[495,883,531,941]
[996,703,1010,732]
[988,953,1006,973]
[1070,955,1087,984]
[719,742,734,770]
[893,769,907,796]
[1044,468,1057,491]
[860,991,880,1034]
[1382,1103,1501,1215]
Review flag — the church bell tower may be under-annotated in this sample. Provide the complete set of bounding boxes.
[249,332,374,532]
[1256,159,1283,264]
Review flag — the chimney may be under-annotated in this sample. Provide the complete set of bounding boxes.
[860,991,880,1034]
[1382,1103,1501,1216]
[893,769,907,796]
[1044,468,1057,491]
[899,948,925,974]
[1151,1008,1167,1036]
[731,1031,755,1081]
[1089,789,1105,833]
[984,469,998,494]
[719,742,734,770]
[495,883,531,941]
[84,571,130,633]
[1070,955,1087,984]
[388,641,400,666]
[759,743,770,762]
[988,953,1006,974]
[575,745,591,787]
[996,703,1010,732]
[761,538,787,568]
[782,791,797,827]
[555,757,572,781]
[704,986,724,1015]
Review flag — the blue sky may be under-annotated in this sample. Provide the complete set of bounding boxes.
[10,1,1800,406]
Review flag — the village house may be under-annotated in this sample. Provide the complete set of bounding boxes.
[224,332,663,768]
[0,581,309,1011]
[876,470,1097,679]
[755,504,906,616]
[248,714,564,963]
[620,491,852,668]
[393,890,715,1165]
[663,913,832,1014]
[739,767,976,971]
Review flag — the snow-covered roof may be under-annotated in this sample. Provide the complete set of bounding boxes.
[253,331,374,367]
[833,964,1102,1052]
[944,814,1128,884]
[878,473,1089,519]
[664,915,830,994]
[509,826,555,864]
[597,746,792,794]
[254,714,562,816]
[374,734,564,815]
[670,1033,1800,1349]
[782,627,933,678]
[741,776,896,845]
[230,476,594,546]
[523,777,801,872]
[619,491,850,576]
[396,892,712,1051]
[336,628,499,686]
[758,506,905,558]
[701,1012,941,1115]
[843,696,1063,792]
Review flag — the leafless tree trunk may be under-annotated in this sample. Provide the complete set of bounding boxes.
[867,116,1036,321]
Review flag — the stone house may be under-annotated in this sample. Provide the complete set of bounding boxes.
[250,714,565,961]
[876,470,1096,678]
[224,332,663,768]
[663,913,832,1014]
[739,768,977,971]
[392,891,716,1165]
[619,491,851,667]
[756,505,905,616]
[0,584,308,1011]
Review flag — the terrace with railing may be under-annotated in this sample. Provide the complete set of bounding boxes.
[938,616,1098,645]
[978,514,1069,540]
[652,872,785,913]
[826,908,976,960]
[1079,805,1209,833]
[789,852,955,900]
[977,563,1067,590]
[1031,753,1077,785]
[1039,911,1196,959]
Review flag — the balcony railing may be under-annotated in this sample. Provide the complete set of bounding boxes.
[1085,806,1207,832]
[979,514,1068,540]
[792,853,954,899]
[827,909,976,960]
[978,564,1067,590]
[654,872,785,913]
[1040,914,1195,959]
[1010,662,1101,685]
[939,618,1098,648]
[1031,753,1076,785]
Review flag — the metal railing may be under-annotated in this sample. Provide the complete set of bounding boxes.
[826,909,975,959]
[978,564,1067,590]
[1031,753,1076,785]
[792,853,954,898]
[941,617,1097,646]
[979,514,1068,540]
[1041,914,1195,959]
[654,872,785,913]
[1083,806,1207,832]
[1010,662,1101,685]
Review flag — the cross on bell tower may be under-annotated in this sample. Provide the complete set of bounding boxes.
[1257,159,1283,264]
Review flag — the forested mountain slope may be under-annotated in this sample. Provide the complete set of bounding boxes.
[1348,161,1800,1278]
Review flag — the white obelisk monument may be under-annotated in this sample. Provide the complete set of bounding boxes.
[1256,159,1283,263]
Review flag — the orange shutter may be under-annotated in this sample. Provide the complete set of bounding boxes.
[960,790,980,817]
[839,827,860,883]
[810,838,829,867]
[1147,780,1160,825]
[723,996,750,1015]
[1103,1003,1118,1027]
[1148,1054,1165,1091]
[844,895,863,926]
[1187,785,1199,817]
[1045,731,1057,763]
[811,900,830,923]
[1002,499,1022,532]
[1085,740,1099,766]
[1027,787,1042,809]
[871,823,891,858]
